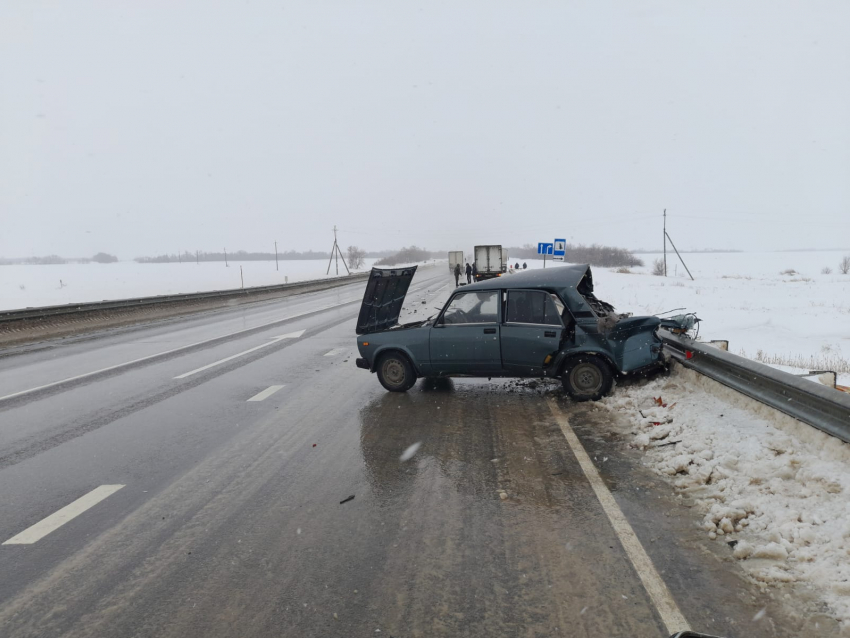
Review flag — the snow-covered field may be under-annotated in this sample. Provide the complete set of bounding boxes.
[603,367,850,629]
[0,259,393,310]
[520,250,850,383]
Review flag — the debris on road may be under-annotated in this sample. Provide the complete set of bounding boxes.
[339,495,355,505]
[399,442,422,462]
[654,440,682,448]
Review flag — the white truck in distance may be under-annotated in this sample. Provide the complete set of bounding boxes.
[448,251,464,275]
[474,245,507,281]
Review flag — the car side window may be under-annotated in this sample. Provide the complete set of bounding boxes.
[441,291,499,324]
[506,290,563,326]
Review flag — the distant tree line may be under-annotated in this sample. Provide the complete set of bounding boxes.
[632,248,742,254]
[0,253,117,265]
[506,244,643,268]
[134,249,397,263]
[0,255,68,265]
[374,246,442,266]
[135,250,327,263]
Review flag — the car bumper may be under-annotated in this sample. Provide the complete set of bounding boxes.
[355,357,370,370]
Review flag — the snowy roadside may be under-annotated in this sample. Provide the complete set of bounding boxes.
[0,259,446,311]
[601,366,850,629]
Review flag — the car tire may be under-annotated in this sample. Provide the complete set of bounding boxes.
[376,352,417,392]
[561,355,614,401]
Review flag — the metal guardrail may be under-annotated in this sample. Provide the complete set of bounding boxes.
[0,273,370,324]
[660,330,850,444]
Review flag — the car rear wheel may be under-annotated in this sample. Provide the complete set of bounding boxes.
[377,352,417,392]
[561,355,614,401]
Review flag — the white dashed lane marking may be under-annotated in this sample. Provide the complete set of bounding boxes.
[323,348,347,357]
[174,330,306,379]
[1,273,444,404]
[247,385,285,402]
[3,485,125,545]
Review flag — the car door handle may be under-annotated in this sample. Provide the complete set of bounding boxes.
[483,328,497,334]
[544,331,557,337]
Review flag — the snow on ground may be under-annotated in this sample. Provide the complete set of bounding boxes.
[0,259,440,310]
[603,367,850,628]
[519,250,850,383]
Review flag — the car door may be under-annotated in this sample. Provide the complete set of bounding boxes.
[500,289,565,375]
[429,290,502,375]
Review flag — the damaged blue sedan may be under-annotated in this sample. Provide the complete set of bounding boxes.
[355,265,695,400]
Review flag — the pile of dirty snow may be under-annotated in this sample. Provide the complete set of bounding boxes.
[602,367,850,626]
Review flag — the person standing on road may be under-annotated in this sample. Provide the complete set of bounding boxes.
[454,262,461,286]
[465,262,472,284]
[472,262,478,280]
[523,262,527,269]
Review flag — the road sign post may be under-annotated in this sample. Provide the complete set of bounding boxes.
[537,242,554,268]
[553,239,566,262]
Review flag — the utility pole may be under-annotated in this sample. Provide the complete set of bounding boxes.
[326,225,350,275]
[224,248,228,267]
[663,208,667,277]
[196,250,199,265]
[275,241,279,271]
[240,265,244,288]
[334,226,339,275]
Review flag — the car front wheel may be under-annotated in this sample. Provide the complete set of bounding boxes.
[561,355,614,401]
[376,352,417,392]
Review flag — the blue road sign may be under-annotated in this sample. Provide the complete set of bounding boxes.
[537,242,553,255]
[553,239,566,261]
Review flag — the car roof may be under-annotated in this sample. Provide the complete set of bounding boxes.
[462,264,591,294]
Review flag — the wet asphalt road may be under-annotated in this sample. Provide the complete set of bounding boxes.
[0,266,806,638]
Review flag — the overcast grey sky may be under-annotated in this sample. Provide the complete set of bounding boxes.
[1,1,848,258]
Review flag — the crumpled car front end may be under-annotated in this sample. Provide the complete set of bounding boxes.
[567,267,699,375]
[601,313,701,374]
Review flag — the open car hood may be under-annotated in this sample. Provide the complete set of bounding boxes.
[356,266,418,335]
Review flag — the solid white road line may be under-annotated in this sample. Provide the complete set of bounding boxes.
[247,385,285,402]
[546,399,690,635]
[3,485,125,545]
[174,330,305,379]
